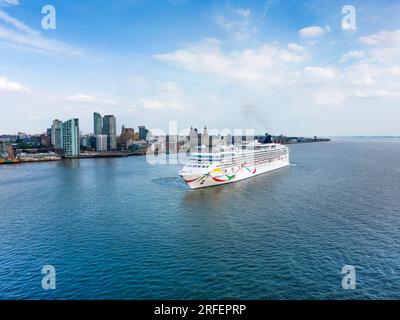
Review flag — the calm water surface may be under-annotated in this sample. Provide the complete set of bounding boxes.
[1,139,400,299]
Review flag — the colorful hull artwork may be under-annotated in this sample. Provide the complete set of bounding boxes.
[181,159,289,189]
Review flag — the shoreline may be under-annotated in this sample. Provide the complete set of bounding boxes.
[0,140,332,166]
[0,152,146,165]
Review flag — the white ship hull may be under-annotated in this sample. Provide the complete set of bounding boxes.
[181,157,289,189]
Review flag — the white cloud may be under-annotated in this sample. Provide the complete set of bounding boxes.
[334,29,400,101]
[154,28,400,111]
[155,39,309,86]
[158,81,188,110]
[133,82,190,111]
[67,94,117,105]
[236,8,251,17]
[304,66,336,80]
[138,98,164,110]
[355,89,400,99]
[311,90,348,105]
[354,29,400,65]
[0,10,83,55]
[298,25,330,38]
[215,15,235,32]
[358,30,400,46]
[287,43,306,52]
[302,29,400,107]
[215,6,256,40]
[152,26,400,112]
[215,15,255,40]
[339,50,365,63]
[0,0,19,6]
[131,76,147,85]
[0,10,37,35]
[0,76,31,93]
[390,65,400,76]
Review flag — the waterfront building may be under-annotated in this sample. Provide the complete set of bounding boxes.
[46,128,52,146]
[287,137,299,144]
[264,134,273,144]
[188,127,199,148]
[165,135,178,154]
[61,119,80,157]
[25,135,42,147]
[138,126,149,141]
[81,134,95,149]
[0,135,13,143]
[120,126,136,150]
[17,152,61,162]
[40,134,50,147]
[188,126,210,149]
[51,119,63,149]
[128,141,147,155]
[96,134,108,152]
[202,126,209,147]
[0,141,6,158]
[93,112,103,136]
[225,134,233,145]
[103,115,117,150]
[6,144,15,159]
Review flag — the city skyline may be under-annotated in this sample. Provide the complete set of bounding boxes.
[0,0,400,135]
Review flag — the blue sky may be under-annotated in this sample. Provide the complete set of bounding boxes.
[0,0,399,135]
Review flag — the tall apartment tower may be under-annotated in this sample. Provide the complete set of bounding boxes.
[202,126,209,147]
[103,115,117,150]
[61,119,80,157]
[93,112,103,136]
[138,126,149,141]
[46,128,52,146]
[51,119,63,149]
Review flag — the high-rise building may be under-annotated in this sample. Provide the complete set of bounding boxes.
[61,119,80,157]
[103,115,117,150]
[138,126,149,141]
[93,112,103,136]
[189,126,200,148]
[0,141,6,156]
[96,134,108,152]
[51,119,62,149]
[46,128,52,146]
[202,126,209,147]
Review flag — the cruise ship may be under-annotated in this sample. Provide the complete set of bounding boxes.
[179,142,289,189]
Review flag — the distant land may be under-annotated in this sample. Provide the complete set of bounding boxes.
[330,136,400,139]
